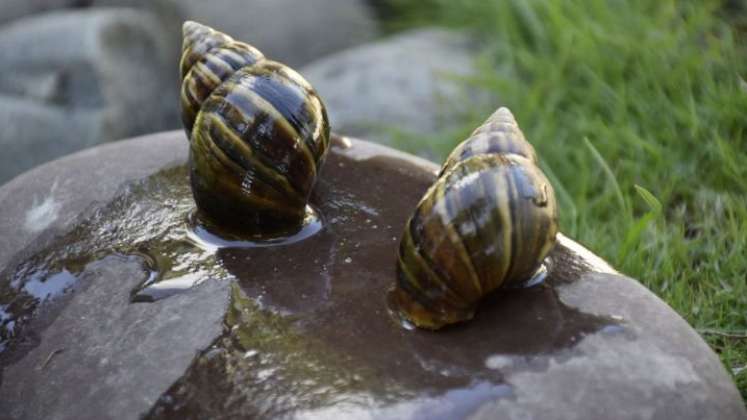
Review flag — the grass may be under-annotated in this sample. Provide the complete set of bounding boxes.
[379,0,747,401]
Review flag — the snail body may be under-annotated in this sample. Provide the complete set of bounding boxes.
[391,108,558,330]
[180,21,330,235]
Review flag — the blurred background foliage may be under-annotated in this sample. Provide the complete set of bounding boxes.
[377,0,747,399]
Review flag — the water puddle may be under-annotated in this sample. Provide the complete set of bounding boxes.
[21,270,78,302]
[185,206,324,251]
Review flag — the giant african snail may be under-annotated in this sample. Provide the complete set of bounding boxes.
[390,108,559,330]
[180,21,330,235]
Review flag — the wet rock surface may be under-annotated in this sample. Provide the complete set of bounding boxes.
[0,132,745,419]
[0,257,230,420]
[301,28,487,151]
[0,133,186,271]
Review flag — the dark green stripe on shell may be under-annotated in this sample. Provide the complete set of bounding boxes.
[393,141,558,330]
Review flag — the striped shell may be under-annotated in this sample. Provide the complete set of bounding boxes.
[440,107,538,175]
[180,21,330,234]
[390,108,558,330]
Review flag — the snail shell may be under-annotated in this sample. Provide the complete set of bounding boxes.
[440,107,538,175]
[391,108,558,330]
[180,21,330,234]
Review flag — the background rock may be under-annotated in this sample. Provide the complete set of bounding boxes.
[0,9,177,184]
[175,0,377,68]
[301,28,489,151]
[0,0,88,24]
[0,96,96,184]
[0,0,380,185]
[92,0,379,67]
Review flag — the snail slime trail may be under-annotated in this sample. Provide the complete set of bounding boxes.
[143,146,623,420]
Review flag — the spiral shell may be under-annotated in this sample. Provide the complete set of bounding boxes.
[391,108,558,330]
[440,107,538,175]
[180,21,330,234]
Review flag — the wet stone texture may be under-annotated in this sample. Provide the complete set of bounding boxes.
[0,132,745,420]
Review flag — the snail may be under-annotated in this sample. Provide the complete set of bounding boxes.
[390,108,558,330]
[180,21,330,235]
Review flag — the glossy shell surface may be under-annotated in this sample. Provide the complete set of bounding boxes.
[393,108,558,329]
[180,21,330,234]
[441,107,538,175]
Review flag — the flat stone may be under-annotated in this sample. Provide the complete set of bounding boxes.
[0,9,178,185]
[301,28,491,152]
[0,132,744,419]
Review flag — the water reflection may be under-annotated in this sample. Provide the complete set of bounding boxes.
[296,382,513,420]
[22,270,77,301]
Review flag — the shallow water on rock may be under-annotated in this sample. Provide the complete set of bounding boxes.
[0,163,225,354]
[0,140,621,418]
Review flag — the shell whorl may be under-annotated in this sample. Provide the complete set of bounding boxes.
[180,21,330,234]
[180,21,265,136]
[440,107,538,176]
[392,107,558,330]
